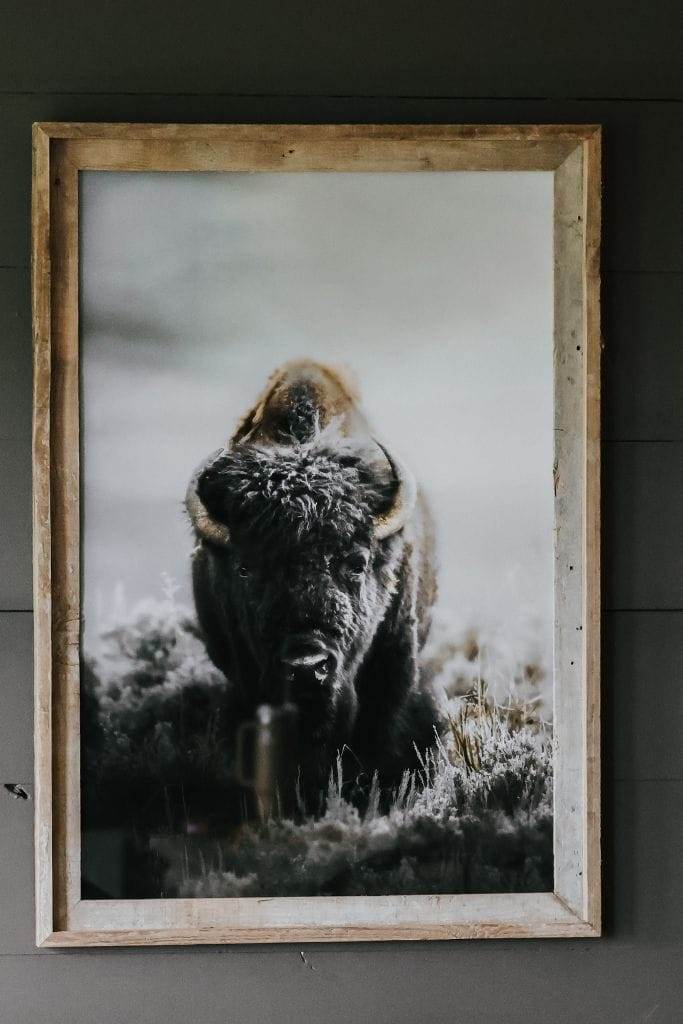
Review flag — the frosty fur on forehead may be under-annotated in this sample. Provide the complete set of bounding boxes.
[197,428,396,546]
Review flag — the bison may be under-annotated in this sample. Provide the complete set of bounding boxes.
[185,360,439,808]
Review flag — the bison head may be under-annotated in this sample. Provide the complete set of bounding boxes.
[187,428,415,728]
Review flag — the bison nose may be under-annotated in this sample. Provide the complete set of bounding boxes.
[280,635,338,688]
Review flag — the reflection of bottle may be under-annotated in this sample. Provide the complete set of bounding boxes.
[235,703,299,821]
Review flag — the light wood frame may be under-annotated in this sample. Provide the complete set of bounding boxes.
[32,122,601,946]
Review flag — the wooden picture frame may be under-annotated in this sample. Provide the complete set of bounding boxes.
[32,122,601,946]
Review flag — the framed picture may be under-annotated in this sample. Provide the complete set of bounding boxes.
[32,122,601,945]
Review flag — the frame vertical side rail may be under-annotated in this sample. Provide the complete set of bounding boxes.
[582,128,602,931]
[32,124,54,947]
[552,143,587,918]
[49,142,82,933]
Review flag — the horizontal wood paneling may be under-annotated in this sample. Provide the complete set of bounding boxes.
[0,614,33,776]
[0,269,31,441]
[0,441,32,609]
[0,614,34,955]
[1,1,681,100]
[604,442,683,610]
[605,273,683,441]
[0,97,681,271]
[605,611,683,781]
[0,879,680,1022]
[609,781,683,942]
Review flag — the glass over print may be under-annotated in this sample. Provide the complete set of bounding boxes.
[79,170,555,901]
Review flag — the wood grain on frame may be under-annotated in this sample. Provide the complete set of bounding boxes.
[48,141,81,933]
[32,123,602,946]
[582,127,602,932]
[553,144,586,917]
[31,122,53,948]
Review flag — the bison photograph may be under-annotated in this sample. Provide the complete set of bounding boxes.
[79,170,554,899]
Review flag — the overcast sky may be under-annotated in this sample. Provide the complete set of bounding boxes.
[80,170,554,658]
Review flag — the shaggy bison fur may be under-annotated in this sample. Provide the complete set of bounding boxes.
[186,361,439,807]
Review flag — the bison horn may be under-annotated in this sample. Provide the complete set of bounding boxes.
[185,449,232,547]
[373,442,417,540]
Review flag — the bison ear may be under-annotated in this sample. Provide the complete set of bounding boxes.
[193,453,240,531]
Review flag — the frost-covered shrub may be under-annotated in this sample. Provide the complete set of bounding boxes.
[82,584,236,830]
[422,609,552,726]
[82,585,553,895]
[173,718,552,897]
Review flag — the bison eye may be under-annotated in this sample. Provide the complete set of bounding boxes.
[237,565,250,579]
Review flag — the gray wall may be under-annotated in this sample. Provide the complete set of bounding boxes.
[1,2,681,1021]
